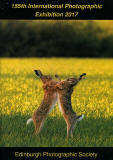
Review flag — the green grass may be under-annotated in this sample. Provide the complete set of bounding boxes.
[0,58,113,147]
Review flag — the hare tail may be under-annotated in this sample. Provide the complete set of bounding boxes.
[77,114,84,121]
[26,118,33,125]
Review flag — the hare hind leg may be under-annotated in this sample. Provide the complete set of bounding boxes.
[67,125,74,139]
[34,117,46,135]
[67,126,70,139]
[70,126,74,138]
[32,111,46,135]
[66,119,75,139]
[68,119,77,138]
[70,120,77,137]
[69,124,76,138]
[67,123,73,139]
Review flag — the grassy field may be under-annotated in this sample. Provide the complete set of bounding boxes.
[0,58,113,147]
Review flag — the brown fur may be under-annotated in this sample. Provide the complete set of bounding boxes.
[28,71,85,138]
[32,70,59,135]
[56,74,86,139]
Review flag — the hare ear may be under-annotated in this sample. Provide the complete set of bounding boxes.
[34,70,43,78]
[79,73,86,79]
[55,74,61,82]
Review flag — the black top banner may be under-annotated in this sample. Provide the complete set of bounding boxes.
[0,0,113,19]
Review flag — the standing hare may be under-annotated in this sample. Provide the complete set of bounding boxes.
[55,73,86,139]
[27,70,59,135]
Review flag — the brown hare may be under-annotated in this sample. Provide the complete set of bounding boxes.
[27,70,59,135]
[55,73,86,139]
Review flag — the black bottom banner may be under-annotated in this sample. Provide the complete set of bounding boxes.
[0,147,113,160]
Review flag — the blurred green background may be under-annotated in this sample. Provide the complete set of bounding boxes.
[0,20,113,57]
